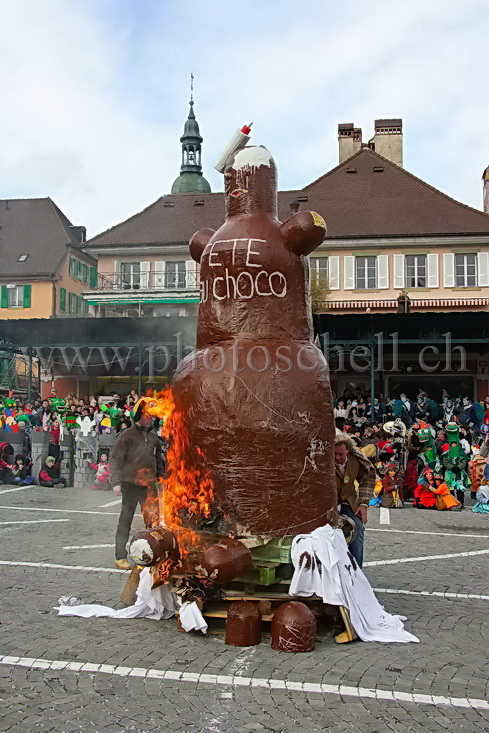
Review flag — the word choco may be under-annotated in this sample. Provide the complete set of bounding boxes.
[200,238,287,303]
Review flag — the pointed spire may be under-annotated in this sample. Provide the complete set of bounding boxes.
[171,78,211,194]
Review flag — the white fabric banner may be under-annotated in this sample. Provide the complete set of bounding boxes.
[290,525,419,643]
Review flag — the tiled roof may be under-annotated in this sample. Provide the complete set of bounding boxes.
[82,190,304,248]
[83,149,489,250]
[302,149,489,238]
[0,198,92,279]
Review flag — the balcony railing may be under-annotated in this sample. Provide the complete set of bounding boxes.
[92,271,199,292]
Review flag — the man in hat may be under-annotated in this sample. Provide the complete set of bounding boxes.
[110,399,164,570]
[334,430,377,568]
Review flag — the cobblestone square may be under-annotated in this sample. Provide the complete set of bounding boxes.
[1,485,488,732]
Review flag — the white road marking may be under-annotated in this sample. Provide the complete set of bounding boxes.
[367,528,489,539]
[0,560,126,574]
[0,519,70,526]
[0,486,35,495]
[99,498,122,508]
[0,655,487,710]
[374,588,489,601]
[0,505,119,516]
[364,548,489,567]
[62,543,113,550]
[379,507,390,525]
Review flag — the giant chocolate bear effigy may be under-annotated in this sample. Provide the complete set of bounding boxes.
[172,144,337,538]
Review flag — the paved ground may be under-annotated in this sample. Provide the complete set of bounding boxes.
[0,484,489,733]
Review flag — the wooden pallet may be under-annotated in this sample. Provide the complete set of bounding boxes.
[176,592,345,638]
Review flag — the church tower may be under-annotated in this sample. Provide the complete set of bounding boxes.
[171,77,211,194]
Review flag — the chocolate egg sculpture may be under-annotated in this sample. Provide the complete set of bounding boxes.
[172,144,337,536]
[128,527,179,567]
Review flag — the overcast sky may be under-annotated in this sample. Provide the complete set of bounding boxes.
[0,0,488,238]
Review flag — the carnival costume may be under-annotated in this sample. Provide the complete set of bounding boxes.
[441,422,471,505]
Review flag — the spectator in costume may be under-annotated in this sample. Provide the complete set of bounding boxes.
[334,430,377,568]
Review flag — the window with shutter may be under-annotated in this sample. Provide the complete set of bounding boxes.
[23,284,31,308]
[443,253,455,287]
[393,254,405,289]
[455,254,477,287]
[427,254,439,287]
[477,252,489,287]
[153,261,166,288]
[166,261,187,288]
[7,286,24,307]
[140,262,150,288]
[59,287,66,311]
[309,257,329,287]
[405,255,426,287]
[69,257,75,277]
[344,256,355,290]
[328,256,340,290]
[121,262,141,290]
[185,259,197,288]
[355,256,377,289]
[377,255,389,289]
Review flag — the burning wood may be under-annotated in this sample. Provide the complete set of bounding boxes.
[134,387,215,582]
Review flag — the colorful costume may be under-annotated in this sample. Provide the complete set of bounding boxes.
[88,456,111,490]
[441,422,470,505]
[403,427,423,499]
[417,423,441,472]
[431,474,462,511]
[413,467,437,509]
[469,454,487,494]
[381,464,403,508]
[39,456,66,487]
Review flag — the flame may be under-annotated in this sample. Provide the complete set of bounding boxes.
[140,387,214,580]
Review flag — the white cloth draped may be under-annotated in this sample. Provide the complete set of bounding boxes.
[290,525,419,643]
[179,601,208,633]
[56,567,178,620]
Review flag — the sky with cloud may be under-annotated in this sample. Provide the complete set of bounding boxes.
[0,0,488,237]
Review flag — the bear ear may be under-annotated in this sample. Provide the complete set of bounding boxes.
[280,211,326,256]
[189,228,215,263]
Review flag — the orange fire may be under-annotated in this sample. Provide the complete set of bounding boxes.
[140,387,214,578]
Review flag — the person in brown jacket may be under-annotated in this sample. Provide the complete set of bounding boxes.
[110,400,165,570]
[334,429,377,568]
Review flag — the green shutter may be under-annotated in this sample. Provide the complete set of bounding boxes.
[89,266,98,288]
[23,284,31,308]
[84,264,89,283]
[69,257,75,277]
[76,260,82,280]
[59,287,66,312]
[1,286,8,308]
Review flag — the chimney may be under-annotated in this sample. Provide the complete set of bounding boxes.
[370,119,403,167]
[338,123,362,164]
[69,225,87,243]
[483,167,489,214]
